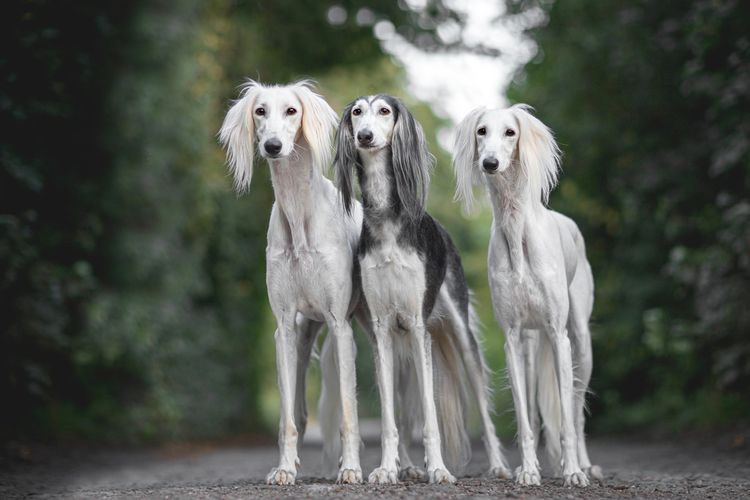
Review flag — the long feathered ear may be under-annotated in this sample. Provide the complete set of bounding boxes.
[511,104,561,205]
[218,80,261,192]
[333,102,358,215]
[292,81,338,173]
[452,107,485,212]
[391,99,434,221]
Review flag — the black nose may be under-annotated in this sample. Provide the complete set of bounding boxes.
[356,129,373,145]
[264,138,282,156]
[483,157,499,172]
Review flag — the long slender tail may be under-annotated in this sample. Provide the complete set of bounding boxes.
[294,316,322,445]
[465,298,495,418]
[466,299,510,472]
[318,333,341,474]
[394,353,422,462]
[431,326,472,474]
[537,334,562,476]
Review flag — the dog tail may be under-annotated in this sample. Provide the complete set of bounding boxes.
[432,324,472,475]
[537,333,563,476]
[318,333,341,474]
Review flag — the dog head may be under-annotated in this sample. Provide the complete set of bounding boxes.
[218,80,337,192]
[453,104,561,211]
[334,95,433,220]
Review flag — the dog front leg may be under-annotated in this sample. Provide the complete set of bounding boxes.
[504,326,541,485]
[548,328,588,487]
[267,314,300,485]
[523,330,541,451]
[368,318,399,484]
[411,320,456,484]
[328,315,363,484]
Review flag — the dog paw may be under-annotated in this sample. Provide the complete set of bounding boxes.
[585,465,603,480]
[428,468,456,484]
[486,466,513,479]
[564,470,590,487]
[399,465,427,481]
[337,467,362,484]
[514,466,541,486]
[266,467,296,485]
[368,466,398,484]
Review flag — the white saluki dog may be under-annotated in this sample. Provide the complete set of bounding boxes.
[219,80,365,485]
[335,95,511,484]
[453,104,602,487]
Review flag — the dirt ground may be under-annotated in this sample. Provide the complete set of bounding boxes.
[3,430,749,499]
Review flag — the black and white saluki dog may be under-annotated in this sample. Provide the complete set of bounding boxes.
[452,104,602,487]
[334,95,511,484]
[219,81,366,485]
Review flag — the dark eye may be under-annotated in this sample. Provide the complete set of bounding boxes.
[379,107,391,116]
[505,129,516,137]
[255,107,265,116]
[352,108,362,116]
[286,107,297,116]
[477,127,486,136]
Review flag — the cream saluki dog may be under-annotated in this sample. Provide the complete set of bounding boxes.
[219,81,364,485]
[335,95,511,484]
[453,104,601,487]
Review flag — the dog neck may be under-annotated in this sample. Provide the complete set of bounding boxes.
[486,168,536,275]
[356,147,400,226]
[267,139,323,251]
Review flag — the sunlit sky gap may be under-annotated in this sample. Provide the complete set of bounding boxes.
[378,0,545,150]
[325,1,545,150]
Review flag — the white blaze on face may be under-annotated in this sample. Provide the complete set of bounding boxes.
[350,97,396,151]
[475,108,519,173]
[252,87,304,158]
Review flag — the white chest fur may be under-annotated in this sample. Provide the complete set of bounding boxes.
[360,221,426,326]
[363,154,392,211]
[488,218,570,331]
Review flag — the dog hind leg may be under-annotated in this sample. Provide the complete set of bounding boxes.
[294,316,323,447]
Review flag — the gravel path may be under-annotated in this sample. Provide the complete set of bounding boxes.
[3,431,749,499]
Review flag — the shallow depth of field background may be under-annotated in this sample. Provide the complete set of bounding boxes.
[1,0,748,446]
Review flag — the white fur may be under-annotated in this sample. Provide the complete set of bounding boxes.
[219,81,365,485]
[350,97,397,150]
[453,104,560,213]
[453,105,600,487]
[219,80,336,192]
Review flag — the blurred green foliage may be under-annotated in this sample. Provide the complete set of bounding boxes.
[510,0,750,432]
[1,0,747,444]
[0,0,468,442]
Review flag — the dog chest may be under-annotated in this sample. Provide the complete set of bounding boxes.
[266,248,352,320]
[360,240,426,318]
[489,267,551,329]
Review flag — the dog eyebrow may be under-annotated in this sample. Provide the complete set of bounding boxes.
[369,97,389,109]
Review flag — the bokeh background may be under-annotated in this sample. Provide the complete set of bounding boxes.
[2,0,748,446]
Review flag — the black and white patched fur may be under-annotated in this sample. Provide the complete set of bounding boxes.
[334,95,511,484]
